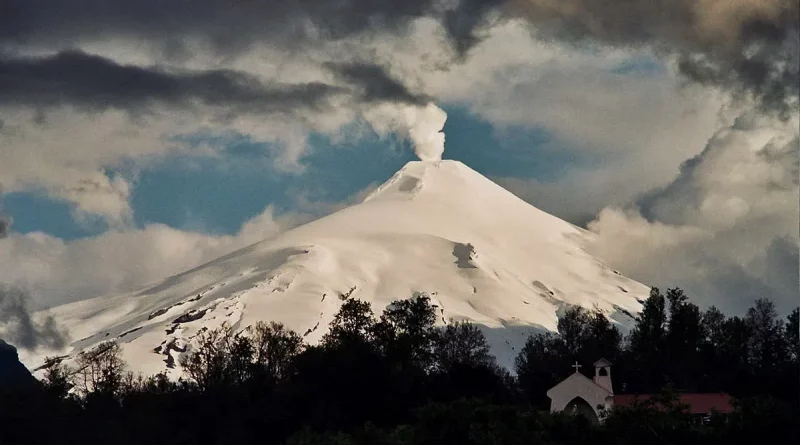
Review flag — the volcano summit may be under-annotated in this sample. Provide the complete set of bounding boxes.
[22,160,647,376]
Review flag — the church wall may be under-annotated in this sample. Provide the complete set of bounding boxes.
[547,374,614,420]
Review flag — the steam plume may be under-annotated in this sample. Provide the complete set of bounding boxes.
[0,285,67,350]
[365,102,448,162]
[407,103,448,161]
[0,187,10,238]
[0,218,9,239]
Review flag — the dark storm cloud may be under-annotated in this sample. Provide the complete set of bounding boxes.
[442,0,508,59]
[326,62,432,106]
[0,285,66,350]
[0,1,796,115]
[0,0,493,116]
[700,237,798,315]
[509,0,799,116]
[0,187,9,239]
[0,0,501,62]
[0,0,438,51]
[0,50,347,114]
[0,217,10,239]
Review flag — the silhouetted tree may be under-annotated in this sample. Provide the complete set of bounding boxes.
[743,299,792,399]
[515,332,565,407]
[719,315,751,394]
[323,299,376,347]
[698,306,730,391]
[289,298,397,431]
[787,308,799,364]
[41,358,73,400]
[250,321,303,381]
[665,288,703,390]
[432,321,494,371]
[745,299,786,371]
[626,287,668,392]
[701,306,727,347]
[372,293,437,370]
[583,309,623,364]
[181,323,254,389]
[557,306,590,357]
[719,397,800,445]
[601,387,699,445]
[74,341,126,397]
[1,285,796,445]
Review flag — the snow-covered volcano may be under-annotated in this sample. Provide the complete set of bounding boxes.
[22,160,647,375]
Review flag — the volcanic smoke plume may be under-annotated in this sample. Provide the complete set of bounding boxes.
[0,285,66,350]
[407,103,448,162]
[365,102,448,162]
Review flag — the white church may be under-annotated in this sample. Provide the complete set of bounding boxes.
[546,358,614,424]
[546,358,734,424]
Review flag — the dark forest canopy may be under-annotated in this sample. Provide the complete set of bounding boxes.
[1,288,797,445]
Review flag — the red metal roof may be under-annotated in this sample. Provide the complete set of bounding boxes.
[613,393,734,414]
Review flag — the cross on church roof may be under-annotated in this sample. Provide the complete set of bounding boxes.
[572,361,581,373]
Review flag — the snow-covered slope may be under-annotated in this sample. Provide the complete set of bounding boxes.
[22,160,647,375]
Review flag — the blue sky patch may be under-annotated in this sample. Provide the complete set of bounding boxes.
[4,103,610,240]
[441,105,589,181]
[611,56,666,76]
[2,191,106,239]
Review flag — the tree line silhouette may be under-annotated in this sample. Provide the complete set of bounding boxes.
[0,288,797,444]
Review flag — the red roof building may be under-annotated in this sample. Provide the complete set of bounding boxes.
[546,358,736,423]
[613,393,734,414]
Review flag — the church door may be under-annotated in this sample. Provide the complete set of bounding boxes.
[564,397,599,424]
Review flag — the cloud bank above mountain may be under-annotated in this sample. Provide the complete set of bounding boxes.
[0,0,796,316]
[587,112,798,314]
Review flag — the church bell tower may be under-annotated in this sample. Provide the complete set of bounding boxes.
[593,358,613,394]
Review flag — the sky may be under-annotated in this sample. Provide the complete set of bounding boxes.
[1,1,798,325]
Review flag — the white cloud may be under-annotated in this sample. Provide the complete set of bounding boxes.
[586,111,799,315]
[0,177,382,310]
[0,96,359,225]
[61,173,133,227]
[0,107,162,225]
[0,34,452,223]
[0,20,694,226]
[371,19,727,223]
[0,205,305,309]
[2,16,795,319]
